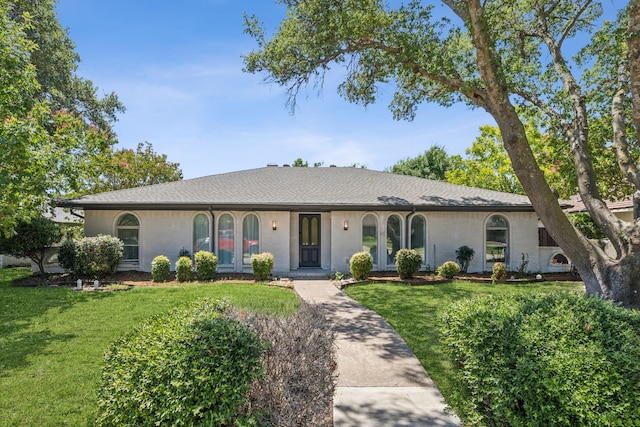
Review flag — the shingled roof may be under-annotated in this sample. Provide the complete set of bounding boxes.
[58,166,534,212]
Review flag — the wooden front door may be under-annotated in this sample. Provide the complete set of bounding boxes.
[299,214,321,267]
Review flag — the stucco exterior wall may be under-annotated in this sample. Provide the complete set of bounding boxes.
[83,208,549,274]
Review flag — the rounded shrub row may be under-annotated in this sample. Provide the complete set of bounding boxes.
[440,293,640,426]
[151,250,219,282]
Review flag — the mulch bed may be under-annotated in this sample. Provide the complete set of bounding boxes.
[11,270,582,289]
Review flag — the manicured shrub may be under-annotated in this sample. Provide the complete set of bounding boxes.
[194,250,218,281]
[436,261,460,279]
[175,256,193,282]
[455,245,475,273]
[395,248,423,279]
[440,293,640,426]
[151,255,170,282]
[235,302,337,426]
[492,261,507,283]
[57,239,77,272]
[350,251,373,280]
[96,298,266,427]
[251,252,274,281]
[74,235,123,279]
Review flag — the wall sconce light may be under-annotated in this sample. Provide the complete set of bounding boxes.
[272,220,277,230]
[343,220,349,230]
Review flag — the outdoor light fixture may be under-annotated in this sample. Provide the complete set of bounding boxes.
[272,220,277,230]
[343,220,349,230]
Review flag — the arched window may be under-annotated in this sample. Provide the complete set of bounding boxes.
[410,216,427,266]
[362,214,378,266]
[242,214,259,265]
[386,215,402,267]
[486,215,509,264]
[193,213,210,254]
[116,213,139,261]
[551,253,569,265]
[218,214,235,265]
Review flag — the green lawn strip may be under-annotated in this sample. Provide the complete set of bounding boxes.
[0,268,298,427]
[344,280,585,415]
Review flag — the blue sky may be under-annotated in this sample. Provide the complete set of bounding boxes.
[54,1,508,178]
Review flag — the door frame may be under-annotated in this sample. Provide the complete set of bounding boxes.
[298,214,321,268]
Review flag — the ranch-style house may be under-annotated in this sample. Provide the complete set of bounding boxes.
[58,165,571,276]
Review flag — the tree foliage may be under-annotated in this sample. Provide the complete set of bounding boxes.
[244,0,640,305]
[84,142,183,194]
[0,215,62,275]
[385,144,450,180]
[0,1,121,234]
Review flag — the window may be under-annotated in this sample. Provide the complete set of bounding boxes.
[242,214,259,265]
[410,216,426,265]
[218,214,234,265]
[538,228,558,247]
[117,213,139,261]
[193,214,210,254]
[362,214,378,266]
[386,215,402,266]
[551,253,569,265]
[486,215,508,264]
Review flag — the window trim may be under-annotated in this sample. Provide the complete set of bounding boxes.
[217,212,236,266]
[192,212,212,255]
[485,214,509,268]
[115,212,140,262]
[241,213,260,266]
[386,214,403,268]
[362,213,379,267]
[409,214,428,267]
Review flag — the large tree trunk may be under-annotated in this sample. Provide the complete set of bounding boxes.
[467,0,640,307]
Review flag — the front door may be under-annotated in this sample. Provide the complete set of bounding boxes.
[299,214,321,267]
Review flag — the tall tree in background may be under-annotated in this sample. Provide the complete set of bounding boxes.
[244,1,640,305]
[7,0,123,131]
[385,144,450,180]
[85,142,183,194]
[447,126,524,194]
[0,1,122,234]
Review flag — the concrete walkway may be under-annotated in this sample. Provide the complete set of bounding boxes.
[294,280,461,427]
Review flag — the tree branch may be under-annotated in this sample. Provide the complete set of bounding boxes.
[611,62,640,188]
[352,39,490,109]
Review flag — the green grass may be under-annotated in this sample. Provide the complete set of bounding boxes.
[344,280,585,415]
[0,268,299,427]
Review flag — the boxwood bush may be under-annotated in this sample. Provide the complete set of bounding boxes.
[492,261,507,282]
[440,293,640,426]
[96,298,266,426]
[436,260,460,279]
[395,248,423,279]
[194,250,218,281]
[151,255,170,282]
[175,256,193,282]
[251,252,274,281]
[350,251,373,280]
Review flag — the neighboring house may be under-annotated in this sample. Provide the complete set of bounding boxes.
[563,194,634,260]
[0,207,83,271]
[58,165,568,276]
[565,194,634,222]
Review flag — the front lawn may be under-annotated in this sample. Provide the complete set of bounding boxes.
[0,268,299,426]
[344,280,585,417]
